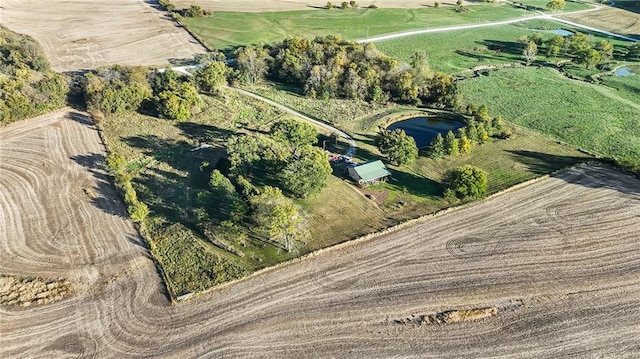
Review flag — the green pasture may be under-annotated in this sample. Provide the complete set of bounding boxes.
[375,19,634,74]
[183,4,531,51]
[239,84,589,221]
[459,67,640,167]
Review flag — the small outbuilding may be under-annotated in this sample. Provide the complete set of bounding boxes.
[347,160,391,187]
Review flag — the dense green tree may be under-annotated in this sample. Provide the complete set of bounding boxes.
[429,133,445,158]
[270,118,318,155]
[82,65,151,115]
[444,130,459,156]
[595,40,614,63]
[279,145,332,198]
[546,0,565,11]
[545,35,564,60]
[375,129,419,165]
[234,46,271,84]
[183,5,211,17]
[444,165,488,200]
[208,170,246,222]
[578,47,601,69]
[157,81,201,120]
[261,35,458,108]
[195,60,227,94]
[427,72,458,108]
[478,124,489,143]
[523,41,538,66]
[250,186,309,252]
[466,123,479,143]
[227,134,264,175]
[627,43,640,60]
[458,134,472,155]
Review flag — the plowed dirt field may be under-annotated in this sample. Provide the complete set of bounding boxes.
[2,111,640,358]
[0,0,206,72]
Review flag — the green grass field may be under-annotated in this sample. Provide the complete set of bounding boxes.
[100,90,396,294]
[459,67,640,167]
[239,85,590,221]
[375,19,634,74]
[183,4,532,51]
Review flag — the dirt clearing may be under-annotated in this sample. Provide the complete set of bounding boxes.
[0,0,206,72]
[2,154,640,357]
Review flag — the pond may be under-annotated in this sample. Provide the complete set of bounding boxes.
[387,116,465,148]
[549,29,574,36]
[613,66,637,77]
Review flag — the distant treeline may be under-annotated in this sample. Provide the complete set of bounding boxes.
[0,27,68,125]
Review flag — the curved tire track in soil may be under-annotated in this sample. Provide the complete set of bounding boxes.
[2,112,640,357]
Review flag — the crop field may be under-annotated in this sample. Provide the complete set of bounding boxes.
[2,163,640,357]
[182,4,532,51]
[562,1,640,38]
[0,109,156,305]
[375,19,634,73]
[0,0,205,72]
[459,67,640,167]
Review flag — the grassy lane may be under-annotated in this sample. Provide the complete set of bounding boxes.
[459,67,640,167]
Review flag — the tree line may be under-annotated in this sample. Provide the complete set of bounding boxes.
[520,31,640,70]
[81,63,225,121]
[231,36,459,108]
[0,27,68,125]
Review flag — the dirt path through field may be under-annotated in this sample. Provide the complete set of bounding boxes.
[0,0,206,72]
[2,117,640,359]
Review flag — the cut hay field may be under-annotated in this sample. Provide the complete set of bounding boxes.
[459,67,640,167]
[182,4,532,51]
[0,0,206,72]
[562,1,640,38]
[2,163,640,357]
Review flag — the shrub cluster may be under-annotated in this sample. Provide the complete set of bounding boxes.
[105,153,149,223]
[0,27,68,125]
[428,104,506,158]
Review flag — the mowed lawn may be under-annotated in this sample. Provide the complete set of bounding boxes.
[375,19,633,74]
[183,4,530,51]
[460,67,640,167]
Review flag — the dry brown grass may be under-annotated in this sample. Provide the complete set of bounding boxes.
[0,276,70,307]
[562,6,640,36]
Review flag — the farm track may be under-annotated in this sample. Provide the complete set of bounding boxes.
[2,112,640,357]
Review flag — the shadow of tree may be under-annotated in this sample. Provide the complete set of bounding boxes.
[507,150,586,176]
[69,153,129,219]
[508,151,640,196]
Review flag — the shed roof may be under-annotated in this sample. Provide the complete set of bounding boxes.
[354,160,391,182]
